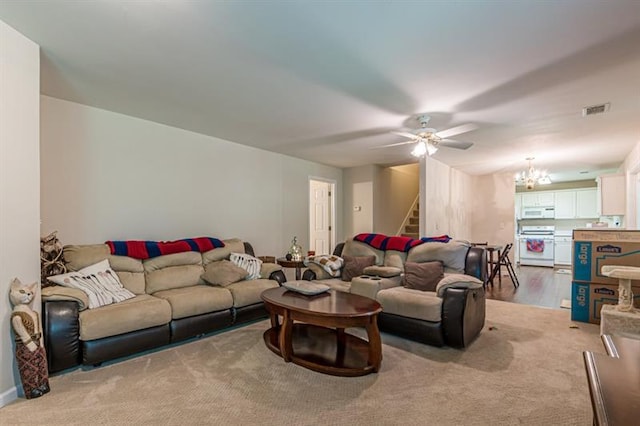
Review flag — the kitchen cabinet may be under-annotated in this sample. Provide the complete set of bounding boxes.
[522,191,555,207]
[515,193,522,220]
[554,191,576,219]
[576,188,599,218]
[597,174,626,216]
[554,236,572,265]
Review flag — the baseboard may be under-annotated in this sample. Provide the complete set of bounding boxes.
[0,385,18,408]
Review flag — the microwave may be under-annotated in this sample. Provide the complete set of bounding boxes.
[522,206,555,219]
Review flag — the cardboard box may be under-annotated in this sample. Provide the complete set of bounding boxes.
[573,229,640,286]
[571,281,640,324]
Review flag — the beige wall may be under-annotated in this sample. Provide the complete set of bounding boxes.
[374,163,419,236]
[343,165,377,238]
[421,156,473,241]
[40,96,343,260]
[0,21,40,405]
[470,173,516,247]
[621,141,640,229]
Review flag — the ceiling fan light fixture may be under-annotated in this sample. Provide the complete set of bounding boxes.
[411,141,427,157]
[411,140,438,158]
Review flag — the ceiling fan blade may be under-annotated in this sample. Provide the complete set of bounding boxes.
[371,140,416,149]
[391,130,418,139]
[435,123,478,139]
[438,139,474,150]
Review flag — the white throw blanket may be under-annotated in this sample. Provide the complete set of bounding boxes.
[304,255,343,277]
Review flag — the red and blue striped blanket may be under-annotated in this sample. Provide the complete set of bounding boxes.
[106,237,225,259]
[353,233,451,252]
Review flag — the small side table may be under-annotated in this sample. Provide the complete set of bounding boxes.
[277,258,305,280]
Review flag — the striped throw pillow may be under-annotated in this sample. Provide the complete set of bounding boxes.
[229,252,262,280]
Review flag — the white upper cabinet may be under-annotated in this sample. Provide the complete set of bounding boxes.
[554,190,576,219]
[576,188,599,218]
[521,191,555,207]
[517,188,598,220]
[597,174,626,216]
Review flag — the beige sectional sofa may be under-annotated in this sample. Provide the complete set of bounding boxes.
[42,238,285,373]
[303,238,487,348]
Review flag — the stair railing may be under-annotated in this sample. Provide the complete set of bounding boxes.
[396,193,420,236]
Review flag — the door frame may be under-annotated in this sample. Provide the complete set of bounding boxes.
[308,176,336,255]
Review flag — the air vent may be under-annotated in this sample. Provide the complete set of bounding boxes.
[582,103,610,117]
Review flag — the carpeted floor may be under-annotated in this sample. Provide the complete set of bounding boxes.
[0,299,602,425]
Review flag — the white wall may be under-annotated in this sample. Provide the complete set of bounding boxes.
[622,141,640,228]
[470,173,516,248]
[421,156,473,241]
[40,96,342,258]
[0,21,40,406]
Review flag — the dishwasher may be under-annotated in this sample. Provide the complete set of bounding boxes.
[554,230,572,266]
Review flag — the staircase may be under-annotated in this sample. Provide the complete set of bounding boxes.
[401,203,419,239]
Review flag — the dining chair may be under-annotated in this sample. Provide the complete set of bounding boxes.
[489,243,520,288]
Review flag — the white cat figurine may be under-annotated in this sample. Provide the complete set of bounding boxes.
[9,278,50,399]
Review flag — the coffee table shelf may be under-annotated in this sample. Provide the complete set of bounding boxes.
[264,324,375,377]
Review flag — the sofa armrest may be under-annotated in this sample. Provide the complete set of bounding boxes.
[441,286,486,348]
[351,275,402,300]
[302,269,317,281]
[269,269,287,286]
[465,247,487,284]
[435,274,483,297]
[42,300,82,373]
[42,285,89,311]
[260,262,283,279]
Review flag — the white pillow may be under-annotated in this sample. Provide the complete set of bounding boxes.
[47,259,135,309]
[229,252,262,280]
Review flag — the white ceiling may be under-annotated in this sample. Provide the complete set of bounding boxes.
[2,1,640,182]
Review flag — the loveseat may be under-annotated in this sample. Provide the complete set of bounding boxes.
[302,236,486,348]
[41,238,286,373]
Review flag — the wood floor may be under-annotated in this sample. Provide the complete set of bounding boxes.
[485,265,573,309]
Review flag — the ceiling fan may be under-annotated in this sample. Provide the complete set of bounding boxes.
[377,114,477,157]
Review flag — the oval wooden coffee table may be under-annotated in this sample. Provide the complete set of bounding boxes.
[261,286,382,377]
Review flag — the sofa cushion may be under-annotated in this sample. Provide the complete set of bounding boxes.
[383,250,407,271]
[225,279,279,307]
[350,275,402,300]
[153,285,234,319]
[78,294,172,341]
[202,238,246,264]
[403,261,444,292]
[376,287,442,322]
[406,240,470,273]
[311,278,351,293]
[63,244,145,294]
[341,255,376,281]
[202,260,248,287]
[362,265,402,278]
[144,252,204,294]
[342,240,384,265]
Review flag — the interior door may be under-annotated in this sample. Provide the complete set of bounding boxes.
[309,179,331,255]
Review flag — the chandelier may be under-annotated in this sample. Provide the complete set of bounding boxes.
[411,139,438,157]
[515,157,551,189]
